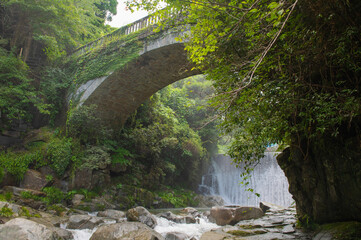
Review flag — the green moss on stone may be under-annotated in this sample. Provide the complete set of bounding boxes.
[321,221,361,240]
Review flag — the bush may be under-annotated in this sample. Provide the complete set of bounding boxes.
[0,150,43,181]
[66,105,111,145]
[47,138,72,176]
[81,146,111,170]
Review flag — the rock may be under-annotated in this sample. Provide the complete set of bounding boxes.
[210,206,264,226]
[20,169,49,191]
[194,195,225,207]
[282,224,295,234]
[260,201,285,213]
[0,171,17,187]
[277,143,361,223]
[3,186,46,197]
[90,222,164,240]
[165,232,188,240]
[0,135,22,148]
[67,214,106,229]
[71,194,85,206]
[200,231,230,240]
[180,207,200,217]
[98,209,126,221]
[0,218,63,240]
[127,206,157,228]
[52,227,74,240]
[70,168,92,189]
[91,170,111,188]
[158,211,196,224]
[260,202,271,213]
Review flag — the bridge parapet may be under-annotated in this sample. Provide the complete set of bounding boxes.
[72,9,182,56]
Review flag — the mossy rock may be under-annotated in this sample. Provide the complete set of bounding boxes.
[227,229,267,237]
[318,221,361,240]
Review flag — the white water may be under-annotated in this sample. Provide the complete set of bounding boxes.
[155,216,218,239]
[199,152,293,207]
[61,213,218,240]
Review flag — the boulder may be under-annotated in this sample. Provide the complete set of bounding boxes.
[127,206,157,228]
[210,206,264,226]
[67,214,106,229]
[70,168,92,189]
[180,207,200,217]
[0,218,63,240]
[158,211,196,224]
[260,201,285,213]
[71,194,85,206]
[98,209,126,221]
[165,232,189,240]
[91,170,111,188]
[90,222,164,240]
[0,171,17,188]
[20,169,49,191]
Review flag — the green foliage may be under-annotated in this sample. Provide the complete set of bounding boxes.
[157,188,197,208]
[66,105,111,145]
[0,205,14,217]
[81,146,111,170]
[0,150,43,181]
[42,187,65,205]
[0,48,49,124]
[47,137,72,176]
[40,67,73,125]
[0,192,13,202]
[65,31,143,86]
[47,204,66,215]
[21,191,41,201]
[127,0,361,176]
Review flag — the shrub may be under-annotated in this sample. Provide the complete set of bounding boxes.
[81,146,111,170]
[47,138,72,176]
[66,105,111,145]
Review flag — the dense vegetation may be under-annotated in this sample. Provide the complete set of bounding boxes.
[128,0,361,223]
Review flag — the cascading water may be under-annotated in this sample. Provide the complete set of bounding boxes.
[199,152,293,207]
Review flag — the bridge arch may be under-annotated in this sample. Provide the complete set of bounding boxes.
[69,28,201,126]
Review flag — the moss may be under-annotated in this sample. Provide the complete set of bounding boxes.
[320,222,361,240]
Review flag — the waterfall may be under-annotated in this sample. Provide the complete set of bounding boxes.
[199,152,293,207]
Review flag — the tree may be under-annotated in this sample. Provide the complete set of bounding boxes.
[127,0,361,223]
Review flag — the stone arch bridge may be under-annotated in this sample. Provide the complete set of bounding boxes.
[68,14,200,126]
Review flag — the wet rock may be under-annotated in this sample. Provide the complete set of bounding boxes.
[180,207,200,217]
[210,206,264,226]
[52,227,74,240]
[127,206,157,228]
[158,211,196,224]
[90,222,164,240]
[0,218,63,240]
[165,232,188,240]
[98,209,126,222]
[282,224,296,234]
[67,214,106,229]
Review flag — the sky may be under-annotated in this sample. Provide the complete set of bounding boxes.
[107,1,149,28]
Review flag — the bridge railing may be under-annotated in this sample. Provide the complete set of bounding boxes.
[71,9,182,56]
